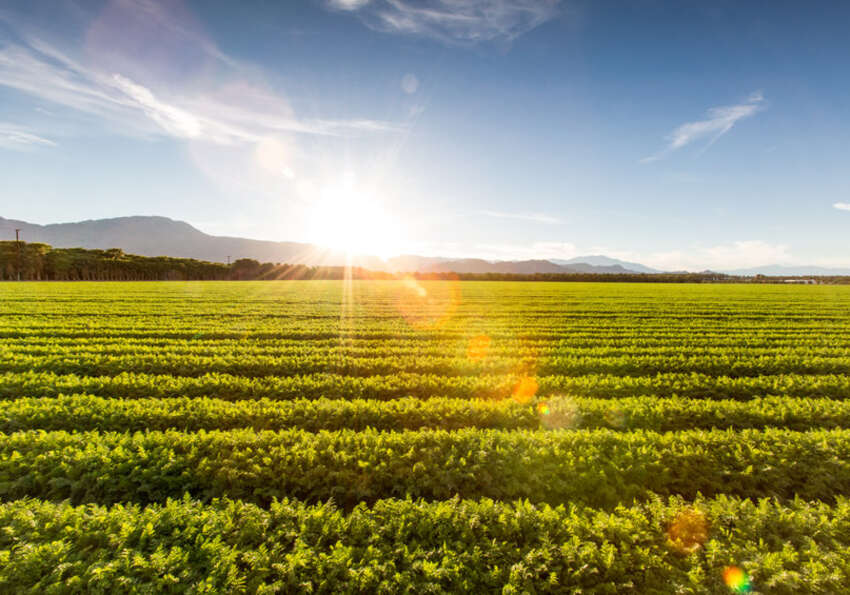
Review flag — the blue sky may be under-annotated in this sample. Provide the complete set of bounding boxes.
[1,0,849,269]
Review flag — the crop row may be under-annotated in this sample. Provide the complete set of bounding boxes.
[10,333,850,350]
[4,370,850,401]
[8,294,848,311]
[5,394,850,433]
[2,495,848,593]
[6,314,849,327]
[9,342,850,360]
[5,351,850,377]
[9,292,850,316]
[5,324,849,346]
[2,427,848,508]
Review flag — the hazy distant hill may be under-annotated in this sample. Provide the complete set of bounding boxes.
[385,255,451,272]
[551,255,661,274]
[724,265,850,276]
[0,216,385,269]
[0,215,662,274]
[422,259,565,274]
[382,255,625,274]
[419,258,638,275]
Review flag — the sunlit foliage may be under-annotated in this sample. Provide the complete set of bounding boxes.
[2,280,850,591]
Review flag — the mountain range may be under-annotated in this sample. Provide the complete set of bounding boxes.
[0,216,649,274]
[2,215,847,276]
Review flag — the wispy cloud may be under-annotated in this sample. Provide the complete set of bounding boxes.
[0,122,56,150]
[329,0,371,9]
[608,240,791,272]
[326,0,561,45]
[642,91,764,162]
[834,202,850,212]
[0,11,401,145]
[441,241,578,261]
[480,210,563,224]
[433,238,792,271]
[110,74,203,139]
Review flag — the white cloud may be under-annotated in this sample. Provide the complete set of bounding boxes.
[522,240,791,271]
[642,92,764,162]
[0,122,56,150]
[479,210,563,224]
[401,73,419,94]
[328,0,371,9]
[327,0,561,45]
[834,202,850,212]
[111,74,203,139]
[626,240,792,272]
[422,239,794,271]
[0,13,402,145]
[451,241,577,261]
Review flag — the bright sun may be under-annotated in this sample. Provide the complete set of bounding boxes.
[307,177,403,260]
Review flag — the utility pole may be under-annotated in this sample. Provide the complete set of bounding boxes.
[14,229,21,281]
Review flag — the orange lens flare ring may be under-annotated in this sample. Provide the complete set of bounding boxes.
[467,334,491,361]
[723,566,752,592]
[395,276,462,330]
[512,376,538,404]
[665,508,709,554]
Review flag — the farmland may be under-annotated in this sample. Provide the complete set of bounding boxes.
[3,280,850,592]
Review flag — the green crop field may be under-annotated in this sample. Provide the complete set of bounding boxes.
[3,280,850,593]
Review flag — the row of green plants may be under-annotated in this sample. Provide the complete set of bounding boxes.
[8,322,847,336]
[7,309,849,324]
[14,312,845,322]
[10,341,850,359]
[11,333,850,353]
[5,351,850,377]
[9,292,849,315]
[2,427,849,508]
[4,370,850,400]
[4,394,850,433]
[2,495,848,593]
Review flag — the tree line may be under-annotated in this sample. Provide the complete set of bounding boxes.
[0,242,396,281]
[0,242,228,281]
[2,241,846,283]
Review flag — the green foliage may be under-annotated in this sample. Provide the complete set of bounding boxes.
[2,496,850,593]
[0,241,229,281]
[5,370,850,402]
[2,427,850,508]
[5,394,850,433]
[3,281,850,591]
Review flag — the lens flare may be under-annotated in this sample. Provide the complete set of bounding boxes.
[467,334,491,362]
[403,276,427,298]
[604,406,626,429]
[665,508,709,554]
[513,376,538,404]
[538,396,581,429]
[723,566,751,592]
[395,276,461,330]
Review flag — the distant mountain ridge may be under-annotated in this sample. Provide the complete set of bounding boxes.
[0,215,652,274]
[2,215,846,276]
[0,215,386,269]
[551,255,661,274]
[723,265,850,276]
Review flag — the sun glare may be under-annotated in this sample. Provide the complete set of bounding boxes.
[307,176,403,260]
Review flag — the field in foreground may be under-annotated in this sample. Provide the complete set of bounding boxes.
[3,280,850,593]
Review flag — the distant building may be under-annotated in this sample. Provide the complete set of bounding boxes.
[782,279,817,284]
